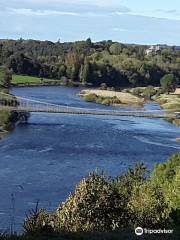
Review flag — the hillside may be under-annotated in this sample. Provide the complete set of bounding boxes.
[0,39,180,88]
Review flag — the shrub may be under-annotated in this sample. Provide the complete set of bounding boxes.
[101,98,111,105]
[132,88,142,96]
[152,154,180,225]
[152,153,180,185]
[22,154,180,234]
[83,93,97,102]
[128,181,171,228]
[143,86,157,100]
[160,74,177,93]
[55,163,149,232]
[99,83,107,90]
[23,206,53,234]
[114,162,147,198]
[55,173,126,232]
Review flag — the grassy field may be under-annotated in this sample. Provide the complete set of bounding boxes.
[11,75,63,86]
[12,75,43,85]
[11,75,83,87]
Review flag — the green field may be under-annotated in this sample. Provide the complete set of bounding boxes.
[12,75,45,85]
[12,75,63,86]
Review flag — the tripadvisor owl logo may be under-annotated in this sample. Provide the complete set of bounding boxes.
[135,227,174,236]
[135,227,144,236]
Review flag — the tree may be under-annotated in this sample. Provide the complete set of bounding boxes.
[160,74,177,93]
[152,154,180,226]
[79,58,90,83]
[109,43,124,55]
[152,153,180,185]
[128,181,171,228]
[128,73,139,86]
[0,66,12,88]
[55,173,126,232]
[86,38,92,47]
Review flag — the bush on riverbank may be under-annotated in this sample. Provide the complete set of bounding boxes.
[131,86,159,100]
[156,94,180,112]
[83,93,122,105]
[0,109,19,133]
[20,154,180,237]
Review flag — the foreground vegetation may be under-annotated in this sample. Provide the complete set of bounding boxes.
[0,231,179,240]
[0,154,179,239]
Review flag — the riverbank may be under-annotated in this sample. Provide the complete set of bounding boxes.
[0,90,28,139]
[129,87,180,126]
[155,94,180,126]
[79,89,144,106]
[0,109,19,139]
[80,87,180,126]
[0,128,8,140]
[156,93,180,111]
[0,110,13,139]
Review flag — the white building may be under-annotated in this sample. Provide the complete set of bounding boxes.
[145,45,161,55]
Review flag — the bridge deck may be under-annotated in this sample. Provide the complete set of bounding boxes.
[0,93,176,119]
[0,106,174,119]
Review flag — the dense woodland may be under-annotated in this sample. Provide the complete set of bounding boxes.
[0,38,180,88]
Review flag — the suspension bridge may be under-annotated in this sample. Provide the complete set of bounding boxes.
[0,92,177,119]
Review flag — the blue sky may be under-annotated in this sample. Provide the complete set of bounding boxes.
[0,0,180,45]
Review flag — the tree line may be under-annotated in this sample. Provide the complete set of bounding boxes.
[0,38,180,88]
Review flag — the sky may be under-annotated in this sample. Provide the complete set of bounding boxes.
[0,0,180,45]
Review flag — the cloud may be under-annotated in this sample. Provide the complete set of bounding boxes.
[165,9,179,14]
[0,0,180,45]
[112,27,129,32]
[114,11,180,21]
[0,1,179,21]
[2,6,130,18]
[0,0,130,18]
[0,0,124,9]
[8,8,81,16]
[0,8,113,18]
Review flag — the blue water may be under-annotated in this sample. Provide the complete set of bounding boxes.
[0,86,179,232]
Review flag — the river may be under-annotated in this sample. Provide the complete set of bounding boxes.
[0,86,179,231]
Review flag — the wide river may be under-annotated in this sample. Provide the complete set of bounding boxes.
[0,86,180,231]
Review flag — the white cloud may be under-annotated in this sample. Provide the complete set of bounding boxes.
[1,0,180,21]
[114,10,180,21]
[1,6,130,18]
[112,27,129,32]
[0,0,130,18]
[8,8,80,16]
[0,0,122,8]
[1,8,113,18]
